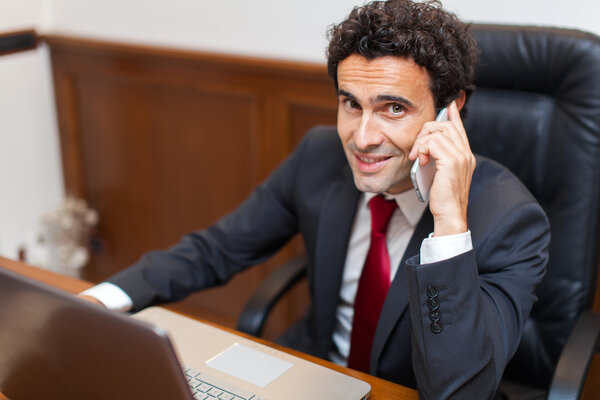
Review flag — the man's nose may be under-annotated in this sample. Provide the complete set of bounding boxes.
[354,113,384,150]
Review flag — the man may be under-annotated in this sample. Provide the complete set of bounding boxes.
[82,0,550,398]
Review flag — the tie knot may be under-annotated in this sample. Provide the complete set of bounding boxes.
[369,195,398,233]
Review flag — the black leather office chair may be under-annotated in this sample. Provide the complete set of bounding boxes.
[237,25,600,399]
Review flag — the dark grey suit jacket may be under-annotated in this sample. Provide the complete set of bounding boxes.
[108,126,549,399]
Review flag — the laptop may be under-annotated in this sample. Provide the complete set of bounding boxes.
[0,265,371,400]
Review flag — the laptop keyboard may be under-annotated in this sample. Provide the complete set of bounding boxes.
[184,367,266,400]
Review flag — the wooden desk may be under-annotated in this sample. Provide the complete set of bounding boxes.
[0,256,418,400]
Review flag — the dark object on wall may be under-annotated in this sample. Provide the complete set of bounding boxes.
[0,30,37,56]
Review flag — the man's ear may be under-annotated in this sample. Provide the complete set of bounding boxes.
[455,90,467,112]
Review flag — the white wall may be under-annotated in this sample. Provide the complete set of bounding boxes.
[0,0,44,31]
[0,0,64,259]
[45,0,361,63]
[45,0,600,63]
[1,0,599,260]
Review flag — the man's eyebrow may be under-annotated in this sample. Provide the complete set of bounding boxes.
[374,94,414,108]
[336,90,415,108]
[336,89,355,100]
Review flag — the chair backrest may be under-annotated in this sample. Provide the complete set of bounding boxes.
[464,25,600,387]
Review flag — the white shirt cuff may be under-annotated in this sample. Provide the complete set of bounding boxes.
[80,282,134,312]
[420,230,473,264]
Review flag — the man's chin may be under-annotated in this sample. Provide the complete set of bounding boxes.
[352,176,391,194]
[352,174,411,194]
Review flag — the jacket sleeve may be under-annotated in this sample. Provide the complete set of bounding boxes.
[405,200,549,399]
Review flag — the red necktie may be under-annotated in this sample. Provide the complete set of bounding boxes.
[348,195,398,372]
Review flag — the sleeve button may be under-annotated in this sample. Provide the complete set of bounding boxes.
[431,322,443,334]
[426,286,439,298]
[427,297,440,310]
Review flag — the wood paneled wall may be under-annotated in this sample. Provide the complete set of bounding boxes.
[45,35,338,336]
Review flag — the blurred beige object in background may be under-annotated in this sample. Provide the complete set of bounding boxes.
[22,196,98,278]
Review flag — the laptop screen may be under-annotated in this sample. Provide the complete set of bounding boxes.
[0,266,193,400]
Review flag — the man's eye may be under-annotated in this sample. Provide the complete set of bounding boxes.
[388,103,404,114]
[344,99,361,110]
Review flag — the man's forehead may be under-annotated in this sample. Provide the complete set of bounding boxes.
[336,54,432,101]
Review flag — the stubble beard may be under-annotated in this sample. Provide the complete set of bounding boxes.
[345,141,411,194]
[351,163,412,194]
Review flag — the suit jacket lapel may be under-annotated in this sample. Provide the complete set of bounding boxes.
[370,208,434,372]
[313,166,360,357]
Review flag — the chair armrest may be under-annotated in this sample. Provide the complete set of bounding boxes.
[547,310,600,400]
[236,255,308,337]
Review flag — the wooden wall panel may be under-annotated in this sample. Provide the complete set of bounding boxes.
[75,75,259,278]
[45,35,338,330]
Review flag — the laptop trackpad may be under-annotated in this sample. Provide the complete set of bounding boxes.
[206,343,293,387]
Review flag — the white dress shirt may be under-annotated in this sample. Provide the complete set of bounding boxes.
[328,190,472,365]
[82,281,133,312]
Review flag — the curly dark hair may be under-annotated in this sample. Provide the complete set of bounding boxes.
[327,0,480,116]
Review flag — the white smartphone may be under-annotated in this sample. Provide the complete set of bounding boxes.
[410,107,449,202]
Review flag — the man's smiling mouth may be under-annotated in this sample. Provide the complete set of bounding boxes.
[354,153,393,172]
[356,154,392,163]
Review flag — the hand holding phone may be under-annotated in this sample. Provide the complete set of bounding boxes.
[410,107,448,202]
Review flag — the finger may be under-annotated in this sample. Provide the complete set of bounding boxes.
[447,101,470,149]
[427,136,477,182]
[417,120,465,153]
[411,122,445,160]
[415,122,444,141]
[425,119,470,157]
[410,135,437,162]
[411,125,462,161]
[416,133,462,167]
[412,101,471,160]
[409,144,430,164]
[417,131,476,179]
[418,150,431,166]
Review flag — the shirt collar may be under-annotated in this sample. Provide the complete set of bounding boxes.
[364,189,427,227]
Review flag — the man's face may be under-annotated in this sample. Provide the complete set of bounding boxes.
[337,54,437,194]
